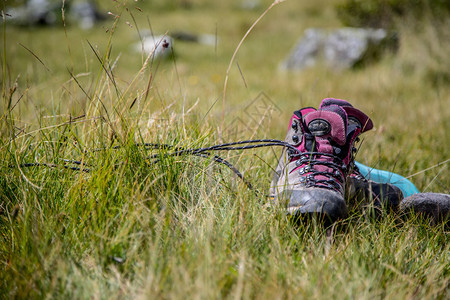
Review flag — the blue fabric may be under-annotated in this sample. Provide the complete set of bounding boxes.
[355,161,420,198]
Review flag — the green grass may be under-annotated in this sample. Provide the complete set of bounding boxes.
[1,0,449,298]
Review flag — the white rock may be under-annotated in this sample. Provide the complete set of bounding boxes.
[134,35,174,59]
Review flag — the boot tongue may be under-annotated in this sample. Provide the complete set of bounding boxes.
[304,106,347,147]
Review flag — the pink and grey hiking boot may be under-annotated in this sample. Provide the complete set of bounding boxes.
[270,98,373,223]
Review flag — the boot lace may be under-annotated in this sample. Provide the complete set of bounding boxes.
[14,139,300,196]
[289,151,346,192]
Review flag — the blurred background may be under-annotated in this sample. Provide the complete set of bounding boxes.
[1,0,449,191]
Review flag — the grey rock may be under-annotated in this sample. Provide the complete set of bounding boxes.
[69,1,107,30]
[6,0,59,26]
[280,28,325,71]
[400,193,449,224]
[5,0,106,28]
[281,27,392,71]
[324,28,387,69]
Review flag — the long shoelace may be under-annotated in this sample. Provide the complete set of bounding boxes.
[13,139,300,195]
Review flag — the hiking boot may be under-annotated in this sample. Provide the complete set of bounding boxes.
[346,171,404,215]
[270,98,373,223]
[329,101,404,215]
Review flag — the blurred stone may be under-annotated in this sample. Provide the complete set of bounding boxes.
[280,28,324,70]
[400,193,449,225]
[5,0,106,29]
[68,1,107,30]
[134,35,174,60]
[171,31,217,46]
[133,30,219,59]
[240,0,262,10]
[281,27,394,70]
[324,28,387,69]
[6,0,60,26]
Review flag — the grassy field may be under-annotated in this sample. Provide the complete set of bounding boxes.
[1,0,449,298]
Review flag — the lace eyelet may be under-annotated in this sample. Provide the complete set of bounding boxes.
[298,165,311,175]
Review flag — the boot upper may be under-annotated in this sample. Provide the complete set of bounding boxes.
[271,98,373,199]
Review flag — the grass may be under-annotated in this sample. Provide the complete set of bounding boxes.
[1,0,449,298]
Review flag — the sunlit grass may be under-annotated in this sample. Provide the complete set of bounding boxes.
[1,0,449,298]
